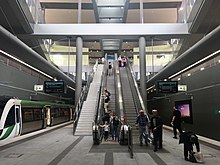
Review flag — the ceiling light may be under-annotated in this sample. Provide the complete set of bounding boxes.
[97,50,99,52]
[200,67,205,71]
[126,42,128,44]
[178,77,181,81]
[0,50,53,79]
[168,49,220,79]
[187,73,191,77]
[218,60,220,63]
[164,79,167,81]
[121,7,124,9]
[179,7,184,11]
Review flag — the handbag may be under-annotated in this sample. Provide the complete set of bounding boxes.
[194,152,204,163]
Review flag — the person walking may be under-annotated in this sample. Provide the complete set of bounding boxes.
[111,116,120,141]
[150,109,163,152]
[108,62,112,76]
[171,106,182,138]
[135,110,149,146]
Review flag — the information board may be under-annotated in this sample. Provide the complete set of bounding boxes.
[44,81,65,93]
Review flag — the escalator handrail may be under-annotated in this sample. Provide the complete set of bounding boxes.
[126,58,150,121]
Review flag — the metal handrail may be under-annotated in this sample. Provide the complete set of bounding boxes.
[126,58,150,120]
[128,125,133,158]
[73,65,96,134]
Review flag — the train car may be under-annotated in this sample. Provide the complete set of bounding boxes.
[0,97,74,141]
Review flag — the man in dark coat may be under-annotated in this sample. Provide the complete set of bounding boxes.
[171,106,182,138]
[150,109,163,152]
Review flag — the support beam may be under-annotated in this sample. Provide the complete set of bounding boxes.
[75,37,83,105]
[139,36,147,108]
[22,23,190,41]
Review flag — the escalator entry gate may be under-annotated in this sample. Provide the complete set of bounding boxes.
[92,124,100,145]
[119,124,129,145]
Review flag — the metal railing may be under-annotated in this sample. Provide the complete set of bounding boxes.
[73,69,95,134]
[128,125,133,159]
[126,58,150,120]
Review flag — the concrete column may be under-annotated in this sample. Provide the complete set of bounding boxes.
[78,0,82,24]
[139,36,147,108]
[140,0,144,23]
[75,36,83,106]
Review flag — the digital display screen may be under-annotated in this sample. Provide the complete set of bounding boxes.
[175,100,193,124]
[177,104,190,117]
[44,81,65,93]
[157,81,178,93]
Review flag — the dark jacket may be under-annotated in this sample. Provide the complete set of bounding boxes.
[179,131,200,152]
[136,114,149,126]
[150,116,163,132]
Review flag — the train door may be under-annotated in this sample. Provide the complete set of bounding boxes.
[45,106,51,126]
[14,105,22,136]
[42,106,47,128]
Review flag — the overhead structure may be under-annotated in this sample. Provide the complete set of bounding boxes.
[92,0,130,52]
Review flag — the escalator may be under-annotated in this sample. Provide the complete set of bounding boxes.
[119,67,139,141]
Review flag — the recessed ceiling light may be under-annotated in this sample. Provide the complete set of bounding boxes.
[179,7,184,11]
[187,73,191,76]
[178,77,181,81]
[200,67,205,71]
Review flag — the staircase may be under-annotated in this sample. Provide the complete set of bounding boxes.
[74,65,103,136]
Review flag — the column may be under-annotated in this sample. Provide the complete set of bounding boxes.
[140,0,144,23]
[75,36,83,106]
[139,36,147,108]
[78,0,82,24]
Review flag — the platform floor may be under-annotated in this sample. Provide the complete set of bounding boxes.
[0,124,219,165]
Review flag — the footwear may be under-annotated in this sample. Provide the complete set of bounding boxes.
[185,157,189,161]
[173,136,178,139]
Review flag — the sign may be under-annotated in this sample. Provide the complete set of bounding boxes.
[178,85,187,92]
[34,85,44,91]
[157,81,178,93]
[44,81,65,93]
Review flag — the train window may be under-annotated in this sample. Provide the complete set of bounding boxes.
[15,106,20,123]
[33,109,42,120]
[22,109,34,122]
[52,108,59,118]
[4,106,15,128]
[0,106,3,119]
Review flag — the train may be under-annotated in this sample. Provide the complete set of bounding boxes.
[0,96,74,141]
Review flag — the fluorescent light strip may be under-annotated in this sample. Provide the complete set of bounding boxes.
[169,50,220,79]
[147,85,155,91]
[67,85,75,91]
[0,49,53,79]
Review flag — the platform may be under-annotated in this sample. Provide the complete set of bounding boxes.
[0,123,219,165]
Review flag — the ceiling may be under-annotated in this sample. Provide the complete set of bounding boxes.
[39,0,182,58]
